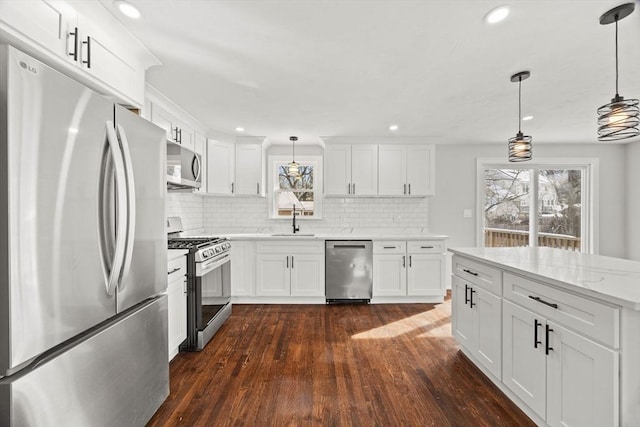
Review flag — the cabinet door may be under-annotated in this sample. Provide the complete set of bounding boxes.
[474,287,502,379]
[256,254,290,296]
[502,300,547,419]
[235,143,263,196]
[324,144,351,196]
[231,241,256,296]
[406,145,434,196]
[290,254,324,296]
[193,133,207,193]
[0,0,77,64]
[176,121,195,150]
[372,254,407,296]
[150,104,175,141]
[167,277,185,360]
[77,13,141,104]
[378,145,406,196]
[546,322,618,427]
[406,253,444,296]
[351,144,378,195]
[207,140,235,195]
[452,276,474,350]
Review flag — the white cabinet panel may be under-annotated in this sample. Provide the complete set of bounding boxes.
[378,145,406,196]
[406,253,444,296]
[290,254,324,296]
[256,254,289,296]
[373,254,406,296]
[502,300,547,419]
[406,145,435,196]
[231,241,256,296]
[324,144,351,195]
[207,140,235,195]
[452,277,474,349]
[256,242,324,297]
[235,143,263,196]
[351,144,378,195]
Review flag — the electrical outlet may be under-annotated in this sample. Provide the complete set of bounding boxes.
[463,209,473,218]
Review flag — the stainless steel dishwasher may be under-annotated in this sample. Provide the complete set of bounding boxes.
[325,240,373,303]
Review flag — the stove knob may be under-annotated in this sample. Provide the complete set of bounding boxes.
[208,249,214,257]
[202,251,209,259]
[215,246,221,254]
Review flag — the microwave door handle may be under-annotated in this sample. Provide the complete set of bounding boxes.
[103,122,127,296]
[192,153,201,182]
[116,124,136,290]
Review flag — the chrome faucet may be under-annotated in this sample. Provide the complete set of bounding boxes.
[292,204,300,234]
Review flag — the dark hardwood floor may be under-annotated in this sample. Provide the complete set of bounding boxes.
[148,297,535,426]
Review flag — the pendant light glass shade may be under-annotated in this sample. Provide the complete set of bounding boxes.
[287,136,300,178]
[508,71,532,162]
[597,3,639,142]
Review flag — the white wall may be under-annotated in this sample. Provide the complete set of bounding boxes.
[625,140,640,261]
[429,143,627,258]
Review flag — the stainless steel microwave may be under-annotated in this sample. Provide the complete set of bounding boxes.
[166,140,201,190]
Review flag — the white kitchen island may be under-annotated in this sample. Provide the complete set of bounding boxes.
[449,246,640,427]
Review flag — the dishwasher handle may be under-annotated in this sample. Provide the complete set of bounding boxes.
[332,245,367,249]
[326,240,372,250]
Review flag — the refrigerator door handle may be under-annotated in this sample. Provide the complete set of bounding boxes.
[103,122,128,296]
[116,124,137,290]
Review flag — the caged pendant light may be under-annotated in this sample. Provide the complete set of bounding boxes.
[508,71,532,162]
[597,3,639,141]
[287,136,300,178]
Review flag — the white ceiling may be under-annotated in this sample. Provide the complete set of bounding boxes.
[100,0,640,145]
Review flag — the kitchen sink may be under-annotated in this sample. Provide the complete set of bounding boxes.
[270,233,316,237]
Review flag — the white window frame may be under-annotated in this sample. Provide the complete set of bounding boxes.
[268,155,323,219]
[477,158,599,254]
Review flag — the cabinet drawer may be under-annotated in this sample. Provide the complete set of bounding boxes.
[257,241,324,254]
[452,255,502,296]
[503,272,620,348]
[167,256,186,283]
[373,241,406,254]
[407,240,445,254]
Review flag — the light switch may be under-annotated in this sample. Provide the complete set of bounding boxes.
[463,209,473,218]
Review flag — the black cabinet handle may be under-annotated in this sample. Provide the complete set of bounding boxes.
[534,319,542,349]
[463,268,478,276]
[82,36,91,68]
[231,182,234,194]
[352,183,355,194]
[421,246,434,249]
[403,183,407,195]
[545,324,554,355]
[402,256,406,268]
[409,255,412,267]
[291,256,294,268]
[464,284,470,305]
[528,295,558,309]
[470,288,476,308]
[257,183,260,194]
[286,256,289,268]
[69,27,78,61]
[408,183,411,195]
[167,267,181,275]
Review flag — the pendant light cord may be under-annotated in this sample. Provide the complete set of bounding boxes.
[518,76,522,133]
[615,18,619,96]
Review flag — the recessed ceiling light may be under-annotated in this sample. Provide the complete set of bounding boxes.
[115,1,141,19]
[484,6,509,24]
[389,124,399,131]
[235,127,245,132]
[522,115,534,121]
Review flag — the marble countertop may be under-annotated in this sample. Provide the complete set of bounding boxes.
[179,228,448,241]
[449,247,640,310]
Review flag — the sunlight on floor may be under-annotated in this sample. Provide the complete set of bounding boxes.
[351,301,451,340]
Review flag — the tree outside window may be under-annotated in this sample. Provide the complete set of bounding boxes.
[276,164,315,217]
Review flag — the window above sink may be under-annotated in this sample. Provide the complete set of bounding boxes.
[268,155,323,219]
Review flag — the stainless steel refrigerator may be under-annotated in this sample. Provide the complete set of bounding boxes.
[0,45,169,426]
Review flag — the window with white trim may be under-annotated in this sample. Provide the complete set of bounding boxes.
[268,156,322,219]
[477,159,598,253]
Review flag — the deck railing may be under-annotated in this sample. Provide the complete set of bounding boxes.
[484,228,581,251]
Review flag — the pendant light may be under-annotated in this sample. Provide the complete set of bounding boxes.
[287,136,300,178]
[597,3,639,141]
[508,71,532,162]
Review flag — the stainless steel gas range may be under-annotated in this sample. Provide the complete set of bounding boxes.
[167,218,231,351]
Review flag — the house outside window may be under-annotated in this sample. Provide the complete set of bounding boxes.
[478,158,598,253]
[269,156,322,219]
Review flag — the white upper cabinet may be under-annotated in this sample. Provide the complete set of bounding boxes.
[0,0,159,107]
[378,144,435,196]
[205,139,264,197]
[325,144,377,196]
[207,140,235,195]
[234,143,263,196]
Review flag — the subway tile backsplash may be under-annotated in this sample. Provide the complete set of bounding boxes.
[167,193,429,233]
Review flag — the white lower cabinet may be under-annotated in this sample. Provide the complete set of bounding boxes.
[503,299,618,426]
[255,241,324,297]
[230,240,256,296]
[372,240,445,300]
[167,253,187,361]
[452,275,502,379]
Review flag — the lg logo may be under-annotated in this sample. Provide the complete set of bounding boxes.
[19,61,37,74]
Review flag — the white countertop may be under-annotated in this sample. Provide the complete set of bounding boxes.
[449,247,640,310]
[178,228,448,241]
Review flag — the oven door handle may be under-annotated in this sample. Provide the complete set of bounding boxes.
[197,253,230,276]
